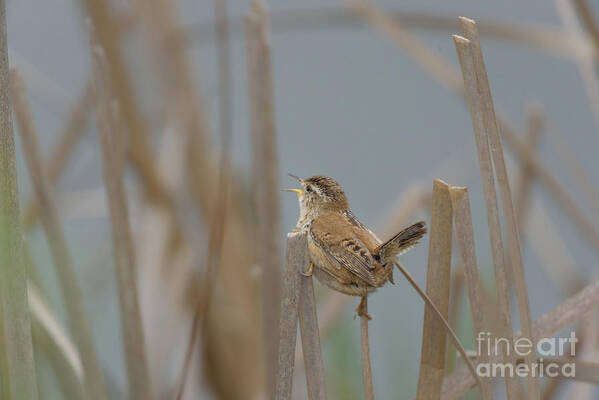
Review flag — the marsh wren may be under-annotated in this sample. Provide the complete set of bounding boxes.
[286,175,427,316]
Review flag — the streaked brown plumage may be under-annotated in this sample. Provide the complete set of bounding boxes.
[286,174,427,299]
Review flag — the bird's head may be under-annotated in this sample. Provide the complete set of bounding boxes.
[285,174,349,226]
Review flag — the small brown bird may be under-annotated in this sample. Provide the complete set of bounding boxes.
[286,174,427,317]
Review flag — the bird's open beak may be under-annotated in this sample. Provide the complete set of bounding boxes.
[284,188,303,195]
[285,174,303,195]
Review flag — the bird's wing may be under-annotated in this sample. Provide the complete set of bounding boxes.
[309,212,377,286]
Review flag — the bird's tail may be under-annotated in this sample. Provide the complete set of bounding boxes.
[376,221,427,260]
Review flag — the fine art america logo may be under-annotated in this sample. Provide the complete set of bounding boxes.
[475,331,577,378]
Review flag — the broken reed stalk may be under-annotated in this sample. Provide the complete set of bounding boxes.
[89,31,152,399]
[20,82,93,231]
[449,186,493,400]
[10,69,108,400]
[276,231,305,400]
[458,17,539,399]
[416,179,452,400]
[276,231,327,400]
[350,0,599,256]
[0,2,38,396]
[246,1,282,395]
[359,297,375,400]
[440,276,599,399]
[453,33,519,399]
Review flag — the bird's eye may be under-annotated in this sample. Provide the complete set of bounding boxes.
[306,185,313,192]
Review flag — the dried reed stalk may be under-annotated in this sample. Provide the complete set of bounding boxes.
[128,0,262,397]
[131,0,264,395]
[20,83,92,230]
[276,231,327,400]
[246,1,282,395]
[82,0,173,209]
[458,18,539,399]
[276,231,307,400]
[445,264,464,374]
[350,0,599,255]
[28,284,83,399]
[89,31,152,399]
[298,261,327,400]
[514,104,543,226]
[11,69,107,400]
[416,179,452,400]
[0,2,38,396]
[525,204,583,296]
[175,0,237,396]
[499,117,599,250]
[453,34,519,399]
[129,0,215,214]
[440,276,599,399]
[449,186,493,400]
[360,297,375,400]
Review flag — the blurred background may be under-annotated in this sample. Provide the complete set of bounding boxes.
[4,0,599,398]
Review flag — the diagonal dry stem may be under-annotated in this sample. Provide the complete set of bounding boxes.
[572,0,599,59]
[28,283,84,399]
[394,261,481,390]
[440,277,599,399]
[20,82,93,231]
